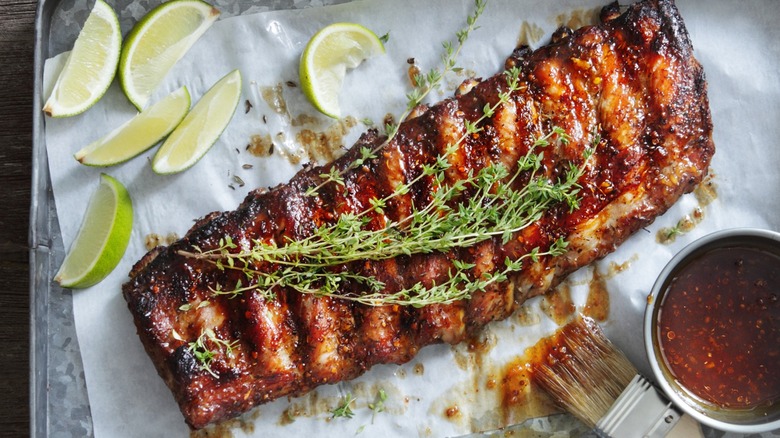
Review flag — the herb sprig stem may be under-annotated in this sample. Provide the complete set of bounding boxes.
[180,119,593,307]
[177,0,596,308]
[186,328,239,377]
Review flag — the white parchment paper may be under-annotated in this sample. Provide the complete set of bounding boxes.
[43,0,780,436]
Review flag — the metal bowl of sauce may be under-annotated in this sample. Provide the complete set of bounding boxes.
[644,228,780,433]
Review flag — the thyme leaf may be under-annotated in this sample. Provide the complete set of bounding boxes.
[186,328,238,377]
[332,392,356,419]
[368,388,387,422]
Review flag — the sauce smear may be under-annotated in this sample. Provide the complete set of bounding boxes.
[657,247,780,409]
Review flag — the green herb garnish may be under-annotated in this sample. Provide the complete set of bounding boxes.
[332,392,357,419]
[180,117,593,307]
[368,388,388,423]
[187,328,238,377]
[177,0,595,308]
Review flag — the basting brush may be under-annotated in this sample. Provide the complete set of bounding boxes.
[530,316,702,438]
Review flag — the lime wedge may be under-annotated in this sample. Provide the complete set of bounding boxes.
[55,174,133,289]
[75,87,191,166]
[43,0,121,118]
[152,69,242,174]
[299,22,385,118]
[119,0,220,110]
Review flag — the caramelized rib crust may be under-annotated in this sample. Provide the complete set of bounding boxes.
[123,0,714,428]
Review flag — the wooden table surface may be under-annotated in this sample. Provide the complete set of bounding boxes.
[1,0,39,436]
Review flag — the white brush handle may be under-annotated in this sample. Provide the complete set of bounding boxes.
[667,412,703,438]
[595,375,702,438]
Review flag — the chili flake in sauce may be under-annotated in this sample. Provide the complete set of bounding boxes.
[657,247,779,410]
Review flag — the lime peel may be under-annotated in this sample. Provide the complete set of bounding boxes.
[43,0,121,118]
[299,22,385,118]
[75,87,191,167]
[119,0,220,110]
[152,69,242,174]
[55,173,133,289]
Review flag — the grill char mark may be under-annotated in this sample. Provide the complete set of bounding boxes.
[123,0,714,429]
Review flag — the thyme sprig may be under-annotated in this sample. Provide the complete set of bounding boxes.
[391,0,487,136]
[368,388,387,418]
[186,328,239,378]
[180,115,594,307]
[332,392,357,419]
[179,24,596,308]
[305,0,487,197]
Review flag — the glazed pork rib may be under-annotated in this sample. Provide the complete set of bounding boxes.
[123,0,714,429]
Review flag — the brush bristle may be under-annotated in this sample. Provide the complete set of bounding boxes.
[531,316,637,428]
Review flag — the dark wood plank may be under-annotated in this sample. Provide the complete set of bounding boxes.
[0,0,38,436]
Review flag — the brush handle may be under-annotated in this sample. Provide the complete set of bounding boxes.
[595,375,697,438]
[666,412,703,438]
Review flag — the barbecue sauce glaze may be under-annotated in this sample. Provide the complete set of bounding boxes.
[657,247,780,410]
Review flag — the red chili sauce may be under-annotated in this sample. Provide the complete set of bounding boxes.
[657,246,779,410]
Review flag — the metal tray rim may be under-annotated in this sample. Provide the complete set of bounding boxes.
[30,0,95,436]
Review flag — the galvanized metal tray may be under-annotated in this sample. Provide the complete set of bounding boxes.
[30,1,776,437]
[31,0,91,435]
